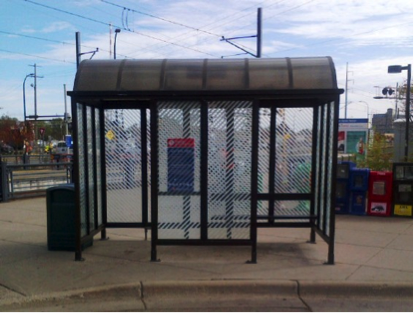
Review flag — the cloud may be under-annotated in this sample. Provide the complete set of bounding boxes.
[41,22,73,33]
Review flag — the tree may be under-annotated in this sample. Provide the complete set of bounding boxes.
[396,82,413,118]
[357,132,393,171]
[0,116,34,152]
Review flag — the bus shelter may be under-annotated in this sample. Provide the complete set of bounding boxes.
[68,57,343,264]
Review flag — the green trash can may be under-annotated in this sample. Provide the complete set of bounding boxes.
[46,184,92,251]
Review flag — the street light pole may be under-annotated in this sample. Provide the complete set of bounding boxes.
[388,64,412,161]
[114,28,121,60]
[23,74,34,122]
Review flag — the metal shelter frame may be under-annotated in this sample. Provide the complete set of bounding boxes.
[68,57,344,264]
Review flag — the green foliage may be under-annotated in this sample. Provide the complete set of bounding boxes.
[357,132,393,171]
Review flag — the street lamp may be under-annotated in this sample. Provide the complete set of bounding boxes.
[23,73,35,122]
[388,64,412,161]
[114,28,121,60]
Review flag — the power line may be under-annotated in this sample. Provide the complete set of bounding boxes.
[23,0,217,57]
[0,29,131,59]
[0,48,76,64]
[268,20,412,56]
[101,0,221,38]
[107,0,281,58]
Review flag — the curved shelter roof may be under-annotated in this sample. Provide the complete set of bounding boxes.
[72,57,342,96]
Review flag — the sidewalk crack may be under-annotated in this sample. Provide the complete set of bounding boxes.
[295,280,313,312]
[140,281,148,311]
[0,283,26,297]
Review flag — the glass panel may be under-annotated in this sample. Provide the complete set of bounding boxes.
[147,109,152,223]
[95,108,102,226]
[257,201,269,217]
[274,201,311,222]
[158,101,200,239]
[77,104,87,237]
[105,109,143,223]
[208,101,252,239]
[258,108,270,194]
[86,107,95,231]
[314,107,321,224]
[274,108,313,194]
[337,164,349,179]
[326,101,335,235]
[319,104,328,231]
[395,165,413,180]
[373,181,386,195]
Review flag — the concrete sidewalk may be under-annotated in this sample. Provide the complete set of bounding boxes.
[0,197,412,311]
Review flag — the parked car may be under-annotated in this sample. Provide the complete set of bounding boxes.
[1,143,13,154]
[55,141,70,154]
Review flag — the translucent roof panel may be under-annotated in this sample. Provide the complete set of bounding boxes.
[73,57,339,93]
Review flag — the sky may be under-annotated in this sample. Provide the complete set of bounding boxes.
[0,0,412,123]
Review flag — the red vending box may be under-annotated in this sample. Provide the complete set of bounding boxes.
[367,171,393,216]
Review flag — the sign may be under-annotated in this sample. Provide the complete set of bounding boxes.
[105,130,115,140]
[338,119,368,156]
[167,138,195,192]
[39,128,45,136]
[65,135,73,148]
[394,205,412,216]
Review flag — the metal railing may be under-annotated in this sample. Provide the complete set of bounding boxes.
[0,155,72,201]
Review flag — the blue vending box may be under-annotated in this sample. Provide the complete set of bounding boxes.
[335,161,356,214]
[349,168,370,215]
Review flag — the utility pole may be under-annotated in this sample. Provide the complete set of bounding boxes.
[221,8,262,58]
[75,32,98,69]
[257,7,262,58]
[63,84,69,136]
[344,63,353,119]
[29,63,42,142]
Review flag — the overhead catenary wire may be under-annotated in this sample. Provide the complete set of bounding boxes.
[0,29,131,60]
[105,0,283,58]
[23,0,218,57]
[0,48,76,64]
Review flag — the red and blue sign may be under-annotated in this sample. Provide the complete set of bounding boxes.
[167,138,195,192]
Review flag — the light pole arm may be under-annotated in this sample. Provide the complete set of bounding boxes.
[22,74,34,122]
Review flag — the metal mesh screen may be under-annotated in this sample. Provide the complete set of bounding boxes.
[207,101,252,239]
[105,109,143,223]
[77,104,87,236]
[158,101,200,239]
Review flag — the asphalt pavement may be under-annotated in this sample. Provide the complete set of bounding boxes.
[0,197,412,311]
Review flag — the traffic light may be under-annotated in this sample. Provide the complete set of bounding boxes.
[382,87,394,96]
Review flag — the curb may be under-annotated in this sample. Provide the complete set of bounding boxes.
[299,281,413,299]
[0,280,412,310]
[142,280,298,298]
